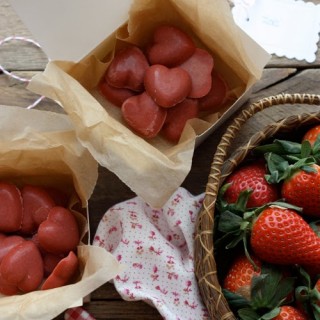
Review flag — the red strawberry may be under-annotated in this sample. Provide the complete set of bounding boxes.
[281,164,320,217]
[302,125,320,146]
[273,306,307,320]
[223,254,261,300]
[223,162,280,208]
[250,206,320,271]
[222,252,295,317]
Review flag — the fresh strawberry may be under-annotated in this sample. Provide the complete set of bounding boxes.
[223,161,280,208]
[222,253,295,319]
[302,124,320,146]
[250,206,320,270]
[223,254,262,301]
[272,306,307,320]
[281,164,320,217]
[256,138,320,217]
[218,202,320,274]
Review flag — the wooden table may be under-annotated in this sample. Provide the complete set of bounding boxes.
[0,1,320,319]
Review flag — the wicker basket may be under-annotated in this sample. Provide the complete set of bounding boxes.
[194,93,320,320]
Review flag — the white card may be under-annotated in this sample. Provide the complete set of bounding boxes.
[232,0,320,63]
[10,0,132,61]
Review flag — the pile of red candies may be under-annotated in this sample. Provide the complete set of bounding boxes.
[99,25,228,142]
[0,182,80,295]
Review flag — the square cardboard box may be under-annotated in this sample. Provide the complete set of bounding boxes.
[12,0,270,208]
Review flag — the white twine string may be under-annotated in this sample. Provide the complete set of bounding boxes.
[0,36,47,109]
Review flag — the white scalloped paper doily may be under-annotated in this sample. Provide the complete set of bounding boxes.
[232,0,320,63]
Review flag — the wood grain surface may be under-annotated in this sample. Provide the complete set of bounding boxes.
[0,0,320,319]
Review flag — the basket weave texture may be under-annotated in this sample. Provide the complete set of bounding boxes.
[194,93,320,320]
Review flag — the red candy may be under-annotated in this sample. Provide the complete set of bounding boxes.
[179,48,214,98]
[42,252,66,276]
[38,206,80,254]
[161,98,199,143]
[20,184,56,234]
[105,46,149,92]
[0,182,23,233]
[98,24,229,142]
[144,64,192,108]
[0,234,25,263]
[198,70,228,112]
[0,272,19,295]
[41,251,79,290]
[0,241,44,293]
[122,92,167,138]
[0,183,81,296]
[147,25,196,67]
[99,81,136,108]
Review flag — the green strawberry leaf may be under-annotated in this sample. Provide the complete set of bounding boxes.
[218,210,244,233]
[254,139,302,155]
[313,135,320,154]
[276,139,304,154]
[223,289,251,310]
[238,308,261,320]
[259,307,281,320]
[296,266,312,288]
[250,265,295,310]
[217,185,252,214]
[264,151,317,184]
[296,283,320,320]
[264,153,290,184]
[267,201,303,212]
[301,140,313,158]
[312,304,320,320]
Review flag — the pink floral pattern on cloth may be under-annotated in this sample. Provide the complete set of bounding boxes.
[93,187,209,320]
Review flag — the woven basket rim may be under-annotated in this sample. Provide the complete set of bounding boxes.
[194,93,320,320]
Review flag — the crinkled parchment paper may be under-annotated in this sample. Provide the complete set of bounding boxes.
[0,105,124,319]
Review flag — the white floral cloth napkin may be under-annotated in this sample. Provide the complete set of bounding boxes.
[93,187,208,320]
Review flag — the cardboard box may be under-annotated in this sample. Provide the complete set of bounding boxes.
[11,0,270,208]
[0,105,123,319]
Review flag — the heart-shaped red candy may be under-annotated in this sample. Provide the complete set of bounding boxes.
[105,46,149,92]
[99,81,136,108]
[198,70,229,112]
[38,206,80,254]
[144,65,192,108]
[0,182,23,233]
[41,251,78,290]
[161,98,199,143]
[20,184,56,234]
[0,234,25,263]
[122,92,167,138]
[179,48,214,98]
[147,25,196,67]
[42,252,66,276]
[0,241,43,293]
[0,272,19,295]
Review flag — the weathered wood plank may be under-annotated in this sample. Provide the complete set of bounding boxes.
[55,302,162,320]
[0,0,48,70]
[251,68,297,94]
[1,0,320,70]
[0,71,63,111]
[83,300,163,319]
